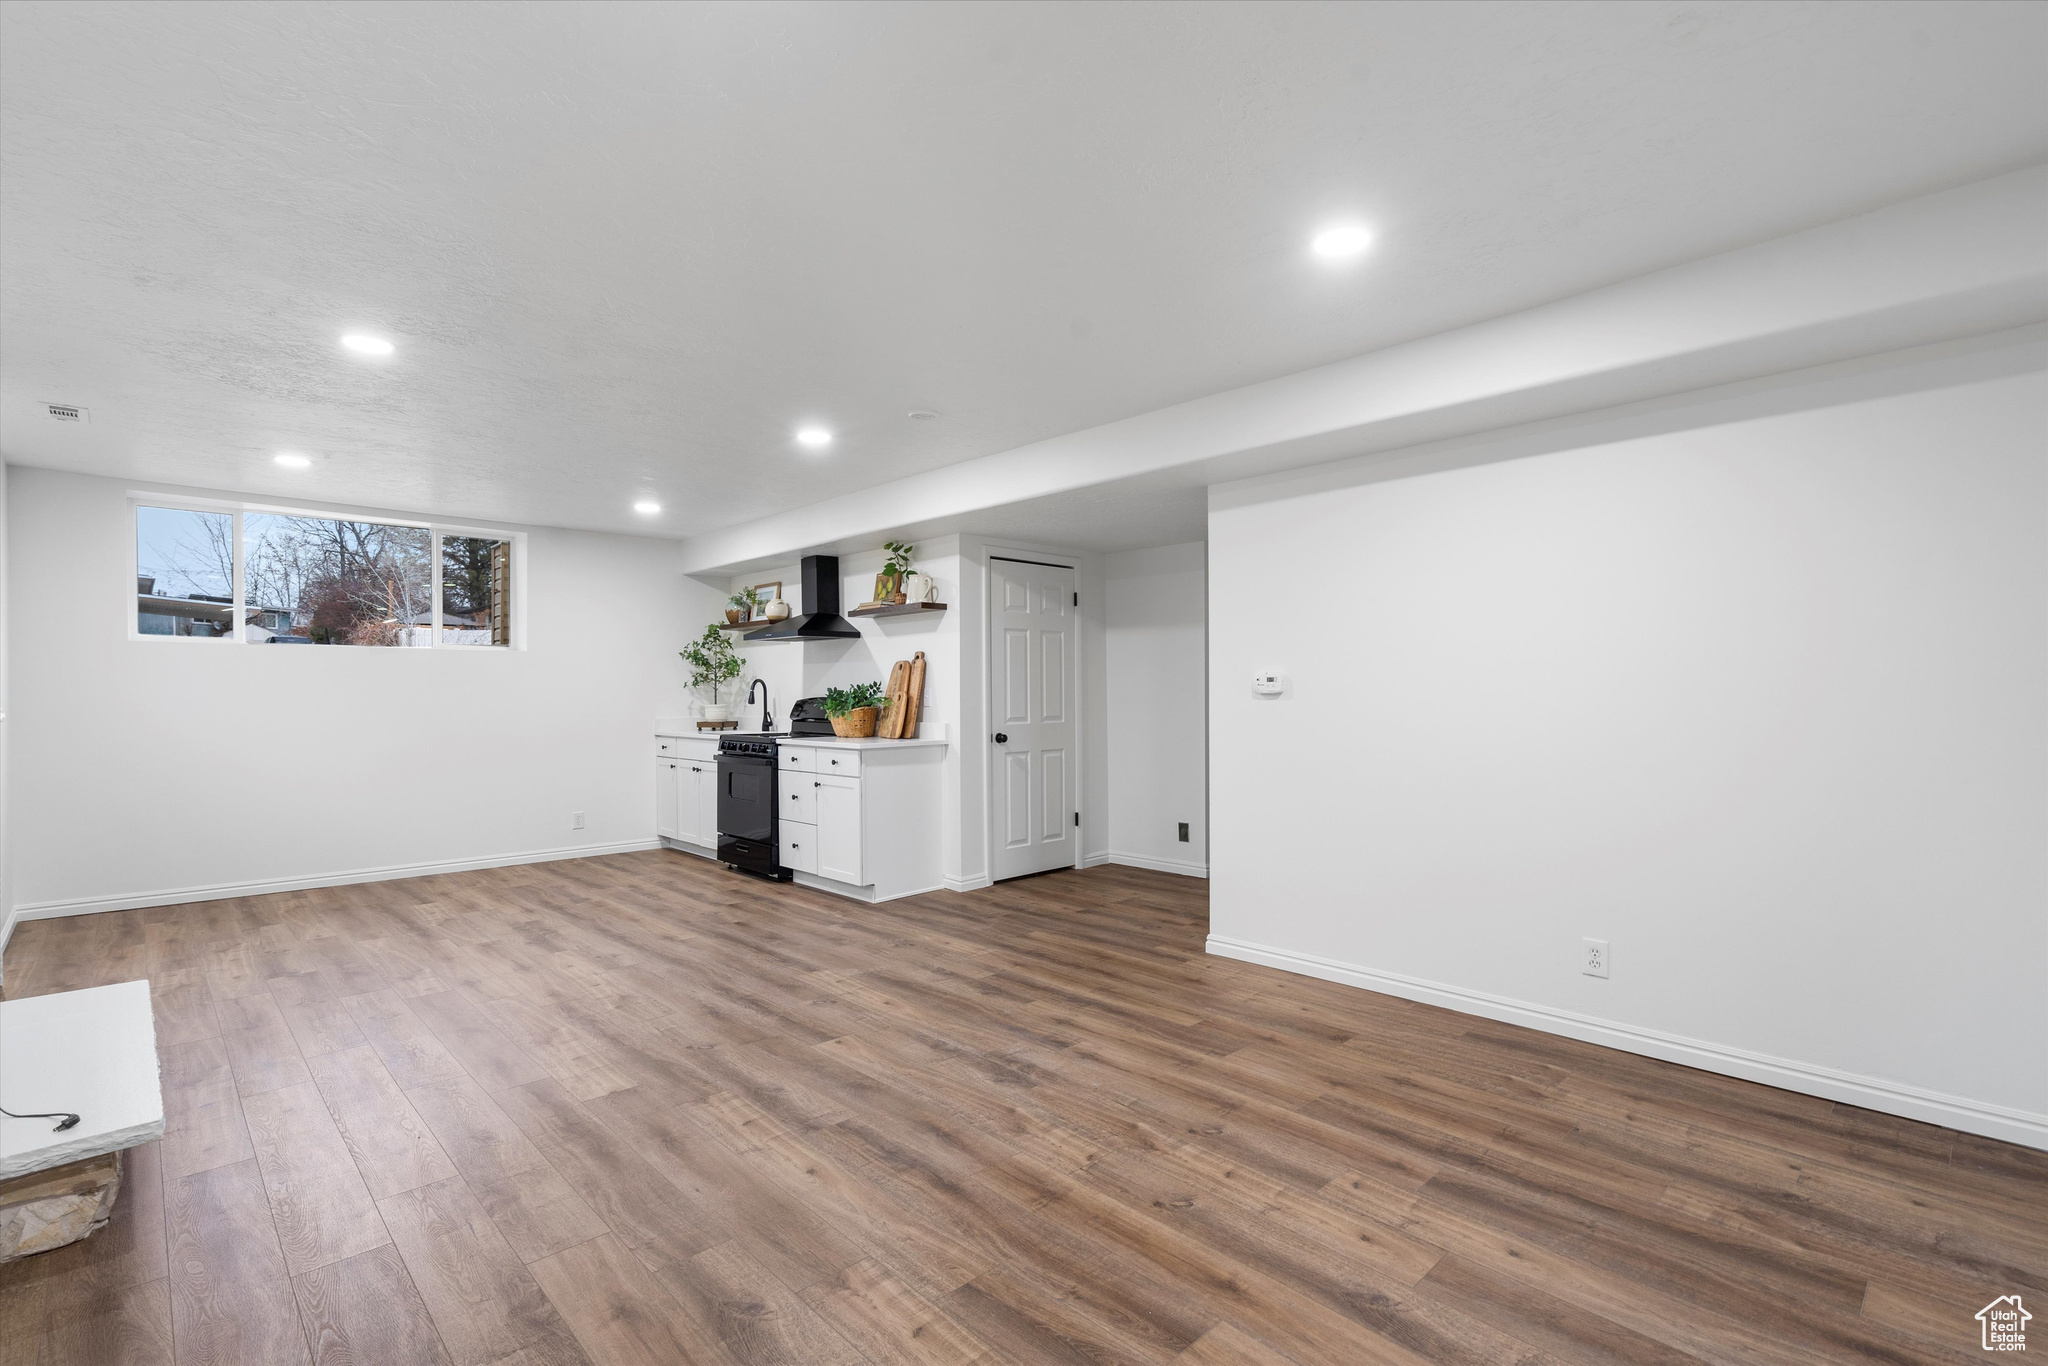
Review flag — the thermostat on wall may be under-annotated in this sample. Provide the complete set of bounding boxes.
[1252,672,1285,697]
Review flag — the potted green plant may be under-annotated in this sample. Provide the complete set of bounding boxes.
[680,624,744,722]
[823,681,888,737]
[874,541,914,605]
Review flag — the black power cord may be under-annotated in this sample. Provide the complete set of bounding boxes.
[0,1104,81,1132]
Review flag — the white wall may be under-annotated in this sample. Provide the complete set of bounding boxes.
[1104,542,1207,875]
[8,467,722,917]
[0,464,11,962]
[1208,344,2047,1147]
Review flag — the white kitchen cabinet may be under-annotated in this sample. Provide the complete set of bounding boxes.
[656,759,681,839]
[813,772,864,886]
[782,778,816,826]
[778,824,818,874]
[768,740,943,901]
[655,734,720,853]
[675,759,716,848]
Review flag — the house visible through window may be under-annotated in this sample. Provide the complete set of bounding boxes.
[133,500,518,647]
[136,505,234,637]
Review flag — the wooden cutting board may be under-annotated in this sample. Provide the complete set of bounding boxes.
[901,651,926,739]
[877,660,910,739]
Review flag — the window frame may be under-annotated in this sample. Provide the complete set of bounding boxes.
[128,494,525,650]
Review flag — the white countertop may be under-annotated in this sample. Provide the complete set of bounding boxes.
[655,720,948,749]
[1,980,164,1180]
[775,733,948,750]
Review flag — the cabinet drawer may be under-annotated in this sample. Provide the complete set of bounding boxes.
[657,735,718,761]
[814,748,861,776]
[779,746,816,773]
[782,779,816,824]
[779,821,818,874]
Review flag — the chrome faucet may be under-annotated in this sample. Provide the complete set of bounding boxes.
[747,678,773,733]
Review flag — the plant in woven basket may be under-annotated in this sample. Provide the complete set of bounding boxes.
[822,681,887,717]
[823,681,888,737]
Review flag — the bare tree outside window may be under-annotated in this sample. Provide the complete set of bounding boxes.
[244,513,431,645]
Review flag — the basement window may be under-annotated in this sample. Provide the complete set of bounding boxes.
[245,512,432,645]
[136,505,234,637]
[130,497,521,649]
[439,534,513,646]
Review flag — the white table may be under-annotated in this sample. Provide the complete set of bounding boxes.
[1,980,164,1180]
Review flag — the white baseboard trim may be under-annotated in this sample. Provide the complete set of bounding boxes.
[1206,933,2048,1152]
[944,874,994,892]
[7,840,665,926]
[1104,851,1209,879]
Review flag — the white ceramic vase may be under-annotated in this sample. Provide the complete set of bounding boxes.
[701,704,730,723]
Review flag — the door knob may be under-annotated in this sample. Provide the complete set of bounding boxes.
[994,732,1009,744]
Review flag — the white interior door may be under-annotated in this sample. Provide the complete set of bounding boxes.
[990,557,1078,882]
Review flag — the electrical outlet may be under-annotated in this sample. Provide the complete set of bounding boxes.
[1177,822,1190,843]
[571,811,586,830]
[1582,938,1609,978]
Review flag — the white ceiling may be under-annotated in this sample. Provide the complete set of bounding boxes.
[3,1,2043,543]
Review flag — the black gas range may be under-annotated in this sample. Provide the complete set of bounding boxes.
[714,697,834,879]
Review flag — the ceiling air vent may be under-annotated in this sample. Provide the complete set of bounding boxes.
[45,402,88,422]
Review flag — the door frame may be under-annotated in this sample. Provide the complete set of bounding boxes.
[981,542,1088,883]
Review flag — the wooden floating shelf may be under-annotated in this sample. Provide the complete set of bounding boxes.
[716,619,776,632]
[847,601,949,618]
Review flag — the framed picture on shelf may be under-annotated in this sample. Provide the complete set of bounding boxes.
[750,582,782,621]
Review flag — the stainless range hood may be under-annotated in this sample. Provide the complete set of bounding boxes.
[745,555,861,641]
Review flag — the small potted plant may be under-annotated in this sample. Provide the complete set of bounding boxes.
[874,541,914,605]
[725,585,760,625]
[823,681,887,737]
[680,624,744,722]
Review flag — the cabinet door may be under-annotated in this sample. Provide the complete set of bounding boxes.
[695,763,719,849]
[675,762,713,846]
[814,774,863,885]
[656,761,680,840]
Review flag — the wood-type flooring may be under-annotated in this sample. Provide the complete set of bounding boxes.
[1,853,2041,1364]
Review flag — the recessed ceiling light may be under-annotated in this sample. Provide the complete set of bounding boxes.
[634,500,661,514]
[907,410,939,421]
[1310,224,1374,261]
[795,426,833,449]
[273,453,312,468]
[340,333,395,356]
